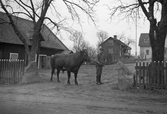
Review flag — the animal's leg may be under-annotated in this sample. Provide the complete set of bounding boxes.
[50,68,55,81]
[67,71,71,85]
[74,72,78,85]
[57,69,60,82]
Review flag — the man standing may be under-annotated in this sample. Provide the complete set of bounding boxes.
[95,48,106,85]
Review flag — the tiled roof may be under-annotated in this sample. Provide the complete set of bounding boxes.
[0,12,68,50]
[100,37,131,50]
[138,33,150,47]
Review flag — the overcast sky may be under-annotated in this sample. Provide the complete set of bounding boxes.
[48,0,150,56]
[1,0,150,55]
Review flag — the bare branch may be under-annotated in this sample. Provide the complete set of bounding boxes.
[29,0,36,22]
[69,30,86,52]
[44,16,59,30]
[96,30,108,45]
[63,0,98,26]
[108,0,149,21]
[14,0,34,20]
[0,0,30,55]
[12,11,32,19]
[50,2,62,18]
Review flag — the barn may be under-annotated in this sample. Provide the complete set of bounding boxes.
[0,11,69,68]
[100,35,131,64]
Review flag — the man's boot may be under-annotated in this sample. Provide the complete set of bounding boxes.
[99,75,103,84]
[96,76,100,85]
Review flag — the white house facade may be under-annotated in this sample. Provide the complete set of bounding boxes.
[139,33,167,60]
[140,47,152,59]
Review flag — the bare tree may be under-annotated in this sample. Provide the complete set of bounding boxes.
[87,46,97,62]
[108,0,167,62]
[0,0,99,83]
[0,0,99,63]
[126,39,135,46]
[117,33,135,46]
[96,30,109,46]
[69,30,86,52]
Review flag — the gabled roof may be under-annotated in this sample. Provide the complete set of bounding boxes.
[100,37,131,50]
[138,33,150,47]
[0,11,69,50]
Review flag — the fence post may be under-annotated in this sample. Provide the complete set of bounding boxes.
[135,61,138,88]
[1,59,5,84]
[14,60,16,84]
[161,61,164,89]
[4,59,7,84]
[0,60,1,83]
[139,61,142,89]
[7,59,10,84]
[166,62,167,90]
[143,62,145,89]
[146,62,149,89]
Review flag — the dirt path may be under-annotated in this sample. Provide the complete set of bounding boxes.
[0,64,167,114]
[1,93,167,114]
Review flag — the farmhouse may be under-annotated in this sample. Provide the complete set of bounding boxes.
[0,12,69,68]
[138,33,152,59]
[100,35,131,64]
[139,33,167,59]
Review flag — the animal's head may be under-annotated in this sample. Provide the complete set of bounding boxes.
[80,49,90,61]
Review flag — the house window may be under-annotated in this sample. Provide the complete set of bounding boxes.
[146,50,149,55]
[109,40,113,45]
[144,39,149,43]
[108,48,113,54]
[10,53,18,60]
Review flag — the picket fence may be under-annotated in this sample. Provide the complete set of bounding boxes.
[0,59,25,85]
[135,61,167,90]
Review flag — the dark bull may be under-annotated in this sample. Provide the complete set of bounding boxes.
[50,49,90,85]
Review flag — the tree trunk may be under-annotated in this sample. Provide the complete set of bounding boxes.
[22,32,41,84]
[22,14,46,84]
[149,33,165,62]
[149,19,166,62]
[149,19,166,86]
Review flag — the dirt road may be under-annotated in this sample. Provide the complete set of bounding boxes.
[0,64,167,114]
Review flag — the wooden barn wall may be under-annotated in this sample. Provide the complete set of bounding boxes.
[0,43,25,59]
[0,43,64,59]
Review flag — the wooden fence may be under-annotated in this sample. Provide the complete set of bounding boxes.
[135,61,167,90]
[0,59,25,85]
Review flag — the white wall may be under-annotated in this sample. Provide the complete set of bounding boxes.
[140,47,152,59]
[140,35,167,59]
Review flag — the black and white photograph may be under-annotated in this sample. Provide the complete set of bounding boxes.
[0,0,167,114]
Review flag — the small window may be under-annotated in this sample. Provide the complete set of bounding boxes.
[146,50,149,55]
[144,39,149,43]
[10,53,18,60]
[109,40,113,45]
[108,48,113,54]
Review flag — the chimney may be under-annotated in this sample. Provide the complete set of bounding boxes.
[113,35,117,39]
